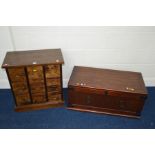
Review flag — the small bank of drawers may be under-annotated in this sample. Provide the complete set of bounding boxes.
[7,64,62,106]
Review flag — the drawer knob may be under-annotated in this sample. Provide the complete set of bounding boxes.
[33,69,37,72]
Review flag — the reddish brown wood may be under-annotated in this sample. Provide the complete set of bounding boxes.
[1,49,64,112]
[67,105,140,118]
[68,66,148,118]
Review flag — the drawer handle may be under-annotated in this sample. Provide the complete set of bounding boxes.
[33,69,37,72]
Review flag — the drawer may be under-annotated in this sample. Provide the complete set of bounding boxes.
[12,82,27,90]
[48,94,61,101]
[8,67,25,76]
[29,78,44,84]
[46,78,61,86]
[12,82,29,95]
[15,94,31,106]
[8,68,26,82]
[48,90,61,96]
[31,93,46,104]
[47,85,61,92]
[45,65,60,78]
[27,66,44,80]
[30,84,46,94]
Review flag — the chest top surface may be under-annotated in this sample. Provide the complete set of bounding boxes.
[68,66,148,95]
[2,49,64,68]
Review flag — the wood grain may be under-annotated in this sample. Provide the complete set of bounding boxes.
[68,66,148,118]
[2,49,64,68]
[2,49,64,112]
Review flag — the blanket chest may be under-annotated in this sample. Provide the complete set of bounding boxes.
[2,49,64,112]
[68,66,148,118]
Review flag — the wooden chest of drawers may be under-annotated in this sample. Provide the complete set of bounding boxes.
[68,66,148,118]
[2,49,64,112]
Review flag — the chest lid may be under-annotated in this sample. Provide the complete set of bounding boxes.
[68,66,148,96]
[2,49,64,68]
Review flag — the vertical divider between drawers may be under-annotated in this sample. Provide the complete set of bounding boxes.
[24,67,33,104]
[43,65,48,102]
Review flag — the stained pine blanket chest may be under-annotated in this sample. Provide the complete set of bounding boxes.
[2,49,64,112]
[68,66,148,118]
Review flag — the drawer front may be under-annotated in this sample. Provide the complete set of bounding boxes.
[8,68,26,82]
[15,94,31,106]
[29,80,46,94]
[45,65,60,78]
[12,82,29,95]
[47,85,61,92]
[46,78,62,101]
[31,93,46,104]
[48,87,61,95]
[47,86,61,101]
[46,78,61,86]
[30,83,46,94]
[27,66,46,96]
[27,66,44,80]
[48,94,61,101]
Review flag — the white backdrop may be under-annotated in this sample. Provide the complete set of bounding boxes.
[0,26,155,88]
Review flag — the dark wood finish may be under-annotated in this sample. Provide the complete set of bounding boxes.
[68,66,148,118]
[43,65,49,101]
[2,49,64,68]
[2,49,64,112]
